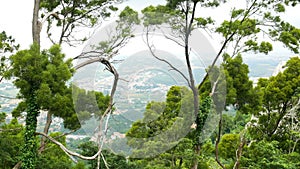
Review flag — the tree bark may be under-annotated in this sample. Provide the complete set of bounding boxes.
[215,113,226,169]
[32,0,41,45]
[185,2,200,169]
[233,134,246,169]
[12,161,22,169]
[38,111,52,153]
[191,144,201,169]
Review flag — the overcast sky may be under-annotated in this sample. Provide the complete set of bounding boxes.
[0,0,164,57]
[0,0,299,59]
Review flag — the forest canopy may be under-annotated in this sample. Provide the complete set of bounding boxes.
[0,0,299,169]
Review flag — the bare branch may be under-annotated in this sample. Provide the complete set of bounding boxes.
[0,95,17,99]
[39,111,52,154]
[35,56,119,162]
[73,57,107,70]
[101,152,110,169]
[145,27,191,87]
[36,131,101,160]
[233,131,246,169]
[163,33,185,47]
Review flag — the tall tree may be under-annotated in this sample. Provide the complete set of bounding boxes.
[8,1,130,168]
[7,44,74,168]
[7,4,140,169]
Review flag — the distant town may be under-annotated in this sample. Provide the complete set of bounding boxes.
[0,57,289,142]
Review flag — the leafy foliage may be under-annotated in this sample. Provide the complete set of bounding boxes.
[39,0,121,45]
[0,31,19,82]
[72,85,110,123]
[251,57,300,141]
[8,44,79,129]
[36,132,73,169]
[241,140,300,169]
[222,54,261,113]
[7,44,76,168]
[78,141,138,169]
[0,119,23,169]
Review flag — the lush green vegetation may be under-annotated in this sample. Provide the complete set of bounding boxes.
[0,0,300,168]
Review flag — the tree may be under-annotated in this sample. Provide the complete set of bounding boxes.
[222,54,261,113]
[32,1,126,154]
[126,0,299,168]
[126,86,195,168]
[0,112,6,123]
[72,85,110,122]
[250,57,300,146]
[39,0,121,45]
[7,1,131,168]
[218,134,239,164]
[7,44,74,169]
[241,140,300,169]
[139,0,300,168]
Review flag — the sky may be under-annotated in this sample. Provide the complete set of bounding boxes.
[0,0,164,57]
[0,0,299,60]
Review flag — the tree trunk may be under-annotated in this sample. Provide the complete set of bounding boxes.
[13,2,42,168]
[233,135,246,169]
[12,161,22,169]
[191,144,201,169]
[38,111,52,153]
[184,2,200,168]
[32,0,41,45]
[22,95,40,169]
[215,113,226,169]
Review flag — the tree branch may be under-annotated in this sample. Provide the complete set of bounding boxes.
[145,26,191,87]
[35,57,118,163]
[198,0,258,90]
[233,131,246,169]
[0,94,17,99]
[215,112,226,169]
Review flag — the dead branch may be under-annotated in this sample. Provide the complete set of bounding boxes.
[36,131,101,160]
